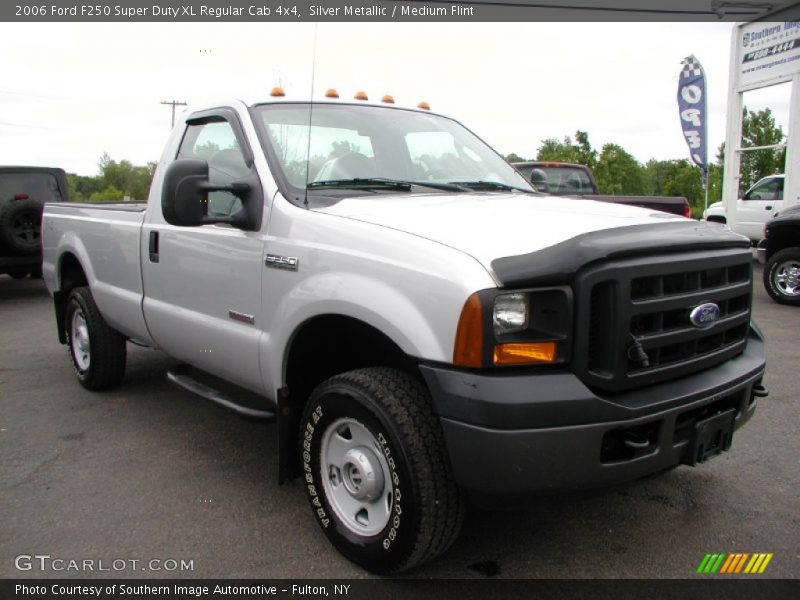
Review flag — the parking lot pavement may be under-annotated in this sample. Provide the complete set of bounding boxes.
[1,266,798,579]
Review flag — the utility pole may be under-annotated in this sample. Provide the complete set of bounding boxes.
[160,99,187,128]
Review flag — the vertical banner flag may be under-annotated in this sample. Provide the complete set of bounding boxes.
[678,55,708,171]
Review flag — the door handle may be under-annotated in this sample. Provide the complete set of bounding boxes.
[765,205,772,210]
[149,231,159,263]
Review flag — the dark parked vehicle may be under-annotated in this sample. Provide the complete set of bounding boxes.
[0,166,69,279]
[758,203,800,306]
[512,161,691,217]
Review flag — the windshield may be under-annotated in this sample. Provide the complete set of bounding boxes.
[252,103,533,198]
[514,164,594,195]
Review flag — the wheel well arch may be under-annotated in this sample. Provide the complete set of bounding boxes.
[284,313,418,404]
[765,230,800,261]
[278,313,420,483]
[53,252,88,343]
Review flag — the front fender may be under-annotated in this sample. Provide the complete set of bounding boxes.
[266,271,458,393]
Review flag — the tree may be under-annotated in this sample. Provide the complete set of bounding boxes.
[645,158,706,216]
[504,152,527,163]
[67,155,156,202]
[97,153,156,200]
[89,185,124,202]
[594,143,648,195]
[536,130,597,168]
[739,107,785,191]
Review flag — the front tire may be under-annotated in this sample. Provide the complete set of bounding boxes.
[299,367,464,573]
[65,286,127,389]
[763,248,800,306]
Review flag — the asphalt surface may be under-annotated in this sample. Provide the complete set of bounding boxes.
[1,265,798,580]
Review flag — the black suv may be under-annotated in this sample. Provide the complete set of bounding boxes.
[0,167,69,279]
[758,203,800,306]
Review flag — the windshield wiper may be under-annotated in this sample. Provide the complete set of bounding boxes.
[449,180,533,193]
[307,178,470,192]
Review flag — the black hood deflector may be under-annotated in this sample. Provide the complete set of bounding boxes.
[491,220,750,287]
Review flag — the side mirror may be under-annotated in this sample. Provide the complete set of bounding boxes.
[738,189,744,199]
[161,158,251,227]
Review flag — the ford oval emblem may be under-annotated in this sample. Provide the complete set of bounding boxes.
[689,303,720,329]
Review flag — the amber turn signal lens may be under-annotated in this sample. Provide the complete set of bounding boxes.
[493,342,557,365]
[453,293,483,368]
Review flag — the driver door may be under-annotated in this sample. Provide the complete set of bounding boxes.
[141,112,266,393]
[737,177,783,240]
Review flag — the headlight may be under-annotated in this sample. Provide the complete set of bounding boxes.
[453,287,572,368]
[493,293,528,336]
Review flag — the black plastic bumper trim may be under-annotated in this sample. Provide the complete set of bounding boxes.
[420,326,765,430]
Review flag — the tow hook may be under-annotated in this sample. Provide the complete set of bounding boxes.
[623,431,652,452]
[752,383,769,398]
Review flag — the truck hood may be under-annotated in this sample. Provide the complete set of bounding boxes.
[314,192,688,271]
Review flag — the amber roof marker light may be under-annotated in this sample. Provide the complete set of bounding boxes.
[381,94,395,104]
[354,91,369,101]
[417,101,431,110]
[325,89,339,99]
[270,86,285,97]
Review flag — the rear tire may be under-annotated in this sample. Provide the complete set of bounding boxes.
[0,199,43,255]
[65,286,127,389]
[299,367,464,573]
[763,248,800,306]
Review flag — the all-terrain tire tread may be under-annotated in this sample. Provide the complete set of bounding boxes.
[312,367,465,572]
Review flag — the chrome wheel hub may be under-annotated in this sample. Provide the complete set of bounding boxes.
[775,261,800,296]
[71,310,91,371]
[321,418,393,536]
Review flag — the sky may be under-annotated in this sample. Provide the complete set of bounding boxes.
[0,21,793,176]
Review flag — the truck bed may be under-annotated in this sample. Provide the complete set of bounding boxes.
[581,194,690,216]
[42,202,152,344]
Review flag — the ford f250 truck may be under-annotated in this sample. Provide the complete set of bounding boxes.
[42,95,767,573]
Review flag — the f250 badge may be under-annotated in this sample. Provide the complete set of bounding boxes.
[689,302,720,329]
[265,254,299,271]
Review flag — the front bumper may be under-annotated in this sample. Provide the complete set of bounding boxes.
[420,326,766,495]
[756,239,768,264]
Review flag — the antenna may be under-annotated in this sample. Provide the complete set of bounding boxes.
[303,23,319,208]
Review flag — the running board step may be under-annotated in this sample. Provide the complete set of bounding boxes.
[167,367,275,421]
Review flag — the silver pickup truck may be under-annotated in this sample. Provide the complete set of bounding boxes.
[42,96,767,573]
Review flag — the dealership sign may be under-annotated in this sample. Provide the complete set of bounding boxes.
[678,55,707,170]
[736,20,800,88]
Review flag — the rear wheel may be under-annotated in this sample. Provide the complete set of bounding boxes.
[65,286,127,389]
[299,367,464,573]
[763,248,800,306]
[0,200,42,255]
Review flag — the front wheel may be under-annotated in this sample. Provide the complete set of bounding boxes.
[763,248,800,306]
[299,367,464,573]
[65,286,127,389]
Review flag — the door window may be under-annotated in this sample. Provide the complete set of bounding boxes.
[744,178,782,201]
[177,121,248,217]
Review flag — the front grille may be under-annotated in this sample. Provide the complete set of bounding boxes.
[573,248,752,393]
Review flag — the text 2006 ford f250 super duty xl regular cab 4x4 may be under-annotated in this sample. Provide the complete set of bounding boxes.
[43,95,768,573]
